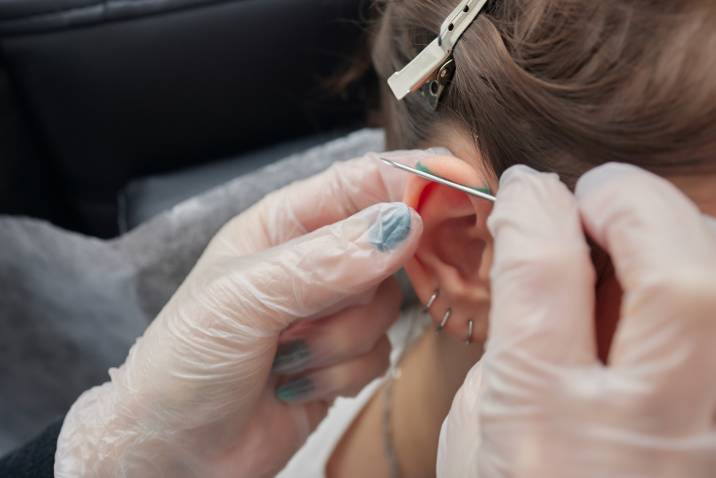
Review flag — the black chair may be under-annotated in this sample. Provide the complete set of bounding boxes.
[0,0,375,237]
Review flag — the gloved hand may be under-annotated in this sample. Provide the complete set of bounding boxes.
[437,163,716,477]
[54,151,432,478]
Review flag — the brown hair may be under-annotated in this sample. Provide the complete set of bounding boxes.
[371,0,716,185]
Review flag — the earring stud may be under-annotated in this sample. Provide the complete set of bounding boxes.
[422,289,440,314]
[465,319,474,344]
[436,308,452,332]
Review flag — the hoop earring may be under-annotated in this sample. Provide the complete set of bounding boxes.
[465,319,474,345]
[422,289,440,314]
[436,308,452,332]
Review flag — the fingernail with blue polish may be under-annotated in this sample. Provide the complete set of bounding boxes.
[273,341,311,374]
[416,161,434,174]
[276,377,314,402]
[369,203,412,252]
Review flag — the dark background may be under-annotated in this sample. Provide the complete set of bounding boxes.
[0,0,376,237]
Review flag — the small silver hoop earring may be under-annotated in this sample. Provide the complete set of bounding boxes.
[436,308,452,332]
[422,289,440,314]
[465,319,474,345]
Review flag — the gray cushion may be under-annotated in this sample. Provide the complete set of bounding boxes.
[0,129,384,454]
[119,131,347,231]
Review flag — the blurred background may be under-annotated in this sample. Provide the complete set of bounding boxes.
[0,0,377,238]
[0,0,380,454]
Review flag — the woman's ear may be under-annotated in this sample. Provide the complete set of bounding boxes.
[404,154,494,345]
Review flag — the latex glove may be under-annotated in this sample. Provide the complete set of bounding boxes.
[437,163,716,477]
[55,151,433,478]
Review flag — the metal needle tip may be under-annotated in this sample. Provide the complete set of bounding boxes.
[378,156,496,202]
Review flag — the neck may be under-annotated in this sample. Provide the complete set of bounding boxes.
[390,326,484,477]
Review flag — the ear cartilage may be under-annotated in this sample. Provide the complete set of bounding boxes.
[379,156,496,203]
[415,162,493,195]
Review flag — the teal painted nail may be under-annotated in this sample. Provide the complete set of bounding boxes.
[415,161,434,175]
[276,377,314,402]
[369,203,412,252]
[273,341,311,374]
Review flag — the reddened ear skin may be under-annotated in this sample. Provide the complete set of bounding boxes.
[403,155,494,344]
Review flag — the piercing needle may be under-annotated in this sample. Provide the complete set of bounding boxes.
[379,156,496,203]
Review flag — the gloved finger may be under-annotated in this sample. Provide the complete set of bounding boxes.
[232,391,330,475]
[437,362,483,478]
[576,163,716,395]
[211,202,422,334]
[273,277,402,374]
[487,165,597,370]
[284,400,332,457]
[222,149,445,254]
[275,335,391,403]
[706,215,716,235]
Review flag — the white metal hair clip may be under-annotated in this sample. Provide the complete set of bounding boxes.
[387,0,489,109]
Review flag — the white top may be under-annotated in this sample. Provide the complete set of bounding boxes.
[277,308,427,478]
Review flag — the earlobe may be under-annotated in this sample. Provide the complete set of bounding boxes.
[403,155,494,344]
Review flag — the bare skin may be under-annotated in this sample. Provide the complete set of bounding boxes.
[327,320,483,478]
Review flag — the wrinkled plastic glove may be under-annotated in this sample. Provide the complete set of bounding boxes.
[437,163,716,477]
[54,151,435,478]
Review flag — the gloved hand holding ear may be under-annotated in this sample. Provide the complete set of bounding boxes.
[54,151,434,478]
[437,163,716,477]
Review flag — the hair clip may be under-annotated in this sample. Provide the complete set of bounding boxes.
[387,0,488,104]
[418,58,455,111]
